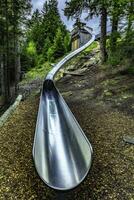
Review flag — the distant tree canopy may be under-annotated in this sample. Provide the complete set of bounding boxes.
[21,0,71,70]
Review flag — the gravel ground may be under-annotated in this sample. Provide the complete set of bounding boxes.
[0,92,134,199]
[0,59,134,199]
[0,93,134,200]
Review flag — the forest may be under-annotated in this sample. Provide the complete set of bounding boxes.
[0,0,71,109]
[0,0,133,109]
[0,0,134,199]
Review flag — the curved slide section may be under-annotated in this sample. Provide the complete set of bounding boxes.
[33,27,95,191]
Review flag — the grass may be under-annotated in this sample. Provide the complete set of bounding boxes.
[84,41,98,54]
[21,61,52,83]
[22,51,72,84]
[22,41,98,84]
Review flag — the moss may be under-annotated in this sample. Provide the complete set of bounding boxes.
[84,41,98,54]
[121,93,134,99]
[104,90,113,96]
[102,79,119,87]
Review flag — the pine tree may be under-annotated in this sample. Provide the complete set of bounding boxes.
[41,0,67,44]
[27,9,42,53]
[53,28,65,58]
[43,37,52,59]
[26,0,68,59]
[64,32,71,53]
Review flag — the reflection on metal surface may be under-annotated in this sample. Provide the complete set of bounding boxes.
[33,27,95,190]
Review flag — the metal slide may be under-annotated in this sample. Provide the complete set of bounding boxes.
[33,27,95,191]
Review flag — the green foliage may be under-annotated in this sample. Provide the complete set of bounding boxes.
[27,0,67,55]
[126,66,134,75]
[26,41,37,56]
[108,52,122,66]
[53,28,65,58]
[36,54,45,68]
[43,37,52,58]
[84,42,98,53]
[120,62,134,76]
[20,0,134,83]
[21,0,71,79]
[47,47,55,62]
[64,0,134,65]
[0,0,31,102]
[46,28,70,62]
[64,32,71,53]
[23,62,51,81]
[109,31,121,52]
[64,0,109,63]
[21,40,37,71]
[108,31,134,68]
[64,0,84,18]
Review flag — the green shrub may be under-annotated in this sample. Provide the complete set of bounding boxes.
[23,61,51,81]
[47,47,55,62]
[26,41,37,56]
[53,28,65,58]
[84,41,98,54]
[107,33,134,67]
[21,40,38,71]
[64,32,71,53]
[42,37,52,59]
[108,51,122,66]
[36,54,45,68]
[127,67,134,74]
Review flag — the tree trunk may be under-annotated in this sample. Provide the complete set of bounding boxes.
[110,15,119,52]
[13,32,18,95]
[0,55,7,106]
[112,17,119,34]
[0,1,6,106]
[4,0,10,103]
[16,42,21,92]
[13,0,20,96]
[100,6,107,64]
[0,57,4,92]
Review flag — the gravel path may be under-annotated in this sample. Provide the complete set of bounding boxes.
[0,91,134,199]
[0,56,134,199]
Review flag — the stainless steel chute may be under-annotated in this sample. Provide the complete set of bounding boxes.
[33,27,95,190]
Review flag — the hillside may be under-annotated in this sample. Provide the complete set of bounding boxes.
[57,42,134,116]
[0,43,134,200]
